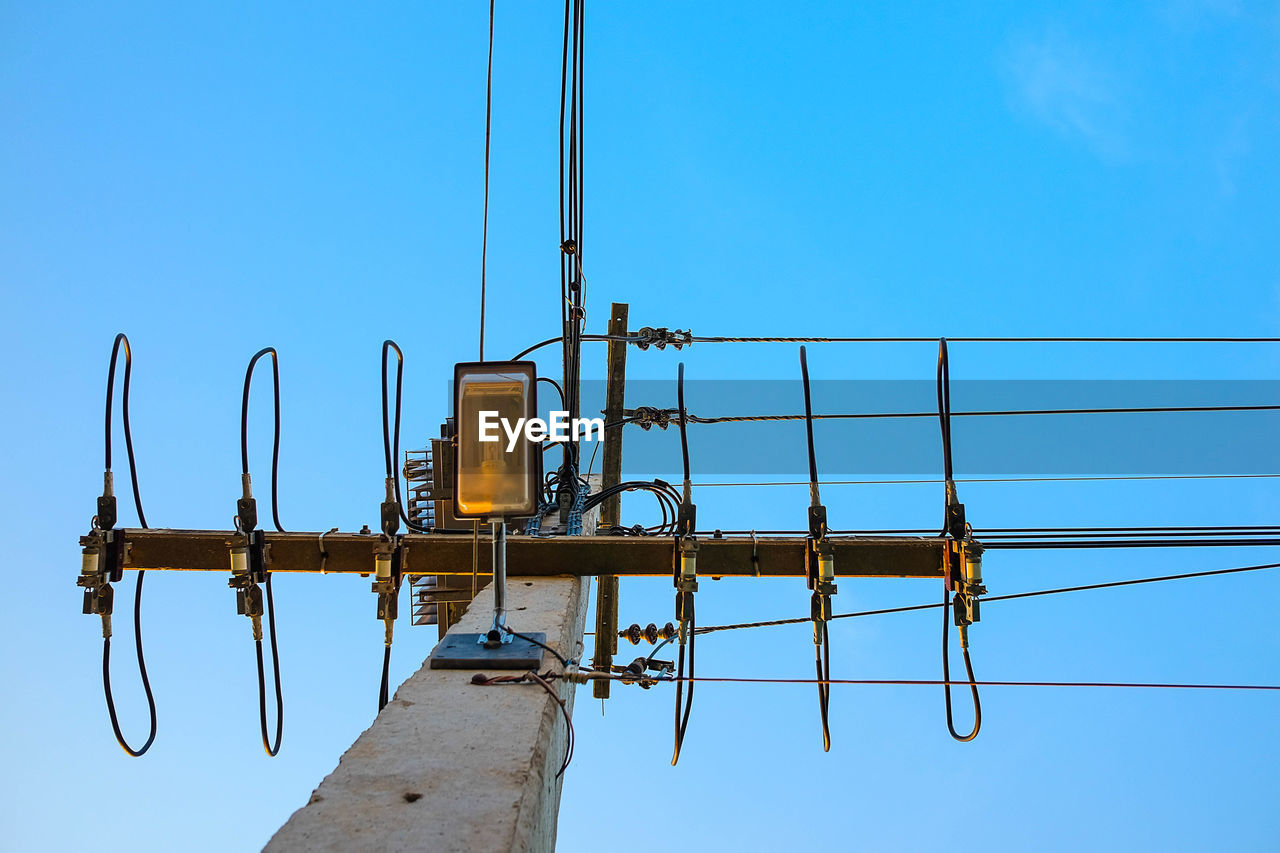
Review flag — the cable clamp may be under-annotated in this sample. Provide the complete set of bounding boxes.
[77,530,118,627]
[953,538,985,628]
[805,505,834,590]
[633,327,692,351]
[624,406,677,430]
[228,525,269,633]
[372,536,404,631]
[811,588,835,625]
[943,479,966,541]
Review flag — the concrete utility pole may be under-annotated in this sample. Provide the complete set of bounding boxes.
[267,487,602,853]
[265,575,588,853]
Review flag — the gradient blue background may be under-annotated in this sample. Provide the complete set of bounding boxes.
[2,2,1278,850]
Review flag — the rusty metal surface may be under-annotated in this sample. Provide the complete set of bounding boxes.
[593,302,629,698]
[115,529,948,578]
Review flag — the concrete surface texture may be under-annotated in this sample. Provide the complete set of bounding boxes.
[264,574,589,853]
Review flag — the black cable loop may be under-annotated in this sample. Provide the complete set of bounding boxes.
[817,621,831,751]
[800,346,832,750]
[241,347,286,755]
[257,574,285,755]
[382,341,428,533]
[671,359,696,764]
[942,583,981,742]
[378,644,393,711]
[799,346,819,492]
[241,347,285,533]
[677,363,690,484]
[937,338,953,486]
[101,333,157,757]
[936,338,980,742]
[672,612,695,766]
[105,334,148,525]
[538,376,566,408]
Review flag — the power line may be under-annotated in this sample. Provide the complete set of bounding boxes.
[659,404,1280,425]
[478,0,495,361]
[982,538,1280,549]
[689,561,1280,636]
[691,474,1280,487]
[690,336,1280,344]
[671,676,1280,691]
[690,526,1277,539]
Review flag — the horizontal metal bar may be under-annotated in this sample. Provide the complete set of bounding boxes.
[110,529,948,579]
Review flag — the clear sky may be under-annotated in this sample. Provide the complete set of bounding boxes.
[2,1,1278,850]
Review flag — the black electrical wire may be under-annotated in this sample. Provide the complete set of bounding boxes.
[241,347,286,756]
[257,574,284,755]
[976,528,1278,540]
[983,538,1280,549]
[941,582,981,741]
[674,676,1280,690]
[671,611,695,766]
[816,621,831,751]
[686,562,1280,636]
[583,480,682,533]
[382,340,428,533]
[799,347,819,492]
[671,360,697,764]
[936,338,981,741]
[241,348,285,533]
[677,363,691,484]
[636,403,1280,425]
[557,0,586,458]
[800,345,833,750]
[538,376,566,408]
[478,0,494,361]
[830,525,1280,538]
[690,335,1280,344]
[503,626,572,669]
[104,335,147,526]
[515,334,1280,365]
[692,474,1280,488]
[527,670,575,778]
[571,0,585,418]
[100,333,158,757]
[511,334,637,362]
[378,645,393,711]
[558,0,569,335]
[688,525,1279,541]
[937,339,953,486]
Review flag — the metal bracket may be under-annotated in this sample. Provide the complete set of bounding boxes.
[428,631,550,670]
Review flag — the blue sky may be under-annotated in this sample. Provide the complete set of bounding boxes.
[2,1,1278,850]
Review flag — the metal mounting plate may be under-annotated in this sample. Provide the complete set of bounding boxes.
[429,632,549,670]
